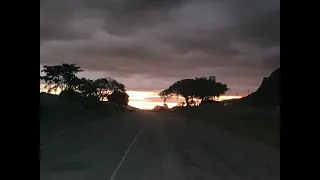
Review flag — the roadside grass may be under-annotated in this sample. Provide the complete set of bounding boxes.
[40,94,129,139]
[173,105,280,149]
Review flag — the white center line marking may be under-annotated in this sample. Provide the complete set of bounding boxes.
[109,129,143,180]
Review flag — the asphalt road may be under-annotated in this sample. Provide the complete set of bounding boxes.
[40,111,280,180]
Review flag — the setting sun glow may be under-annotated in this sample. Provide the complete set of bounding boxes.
[40,84,242,110]
[126,91,242,110]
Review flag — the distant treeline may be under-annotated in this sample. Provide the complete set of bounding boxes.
[40,63,129,106]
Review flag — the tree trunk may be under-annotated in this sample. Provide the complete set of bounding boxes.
[185,96,190,106]
[199,98,204,105]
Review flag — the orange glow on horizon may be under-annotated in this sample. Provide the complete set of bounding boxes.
[126,91,242,110]
[40,84,242,110]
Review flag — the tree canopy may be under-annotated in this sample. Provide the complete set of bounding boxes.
[107,91,129,106]
[94,78,126,101]
[40,63,128,106]
[159,78,229,106]
[40,64,83,93]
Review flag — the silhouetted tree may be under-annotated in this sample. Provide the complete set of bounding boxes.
[59,77,99,102]
[159,88,173,105]
[93,78,126,101]
[107,91,129,106]
[59,89,83,102]
[159,79,196,106]
[40,64,83,93]
[77,78,98,98]
[159,79,194,106]
[193,78,229,102]
[160,78,229,106]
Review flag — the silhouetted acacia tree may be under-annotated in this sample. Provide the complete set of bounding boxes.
[160,78,229,106]
[159,88,173,105]
[193,78,229,102]
[94,78,126,101]
[77,78,98,98]
[40,64,83,93]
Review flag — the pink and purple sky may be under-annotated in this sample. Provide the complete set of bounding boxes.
[40,0,279,109]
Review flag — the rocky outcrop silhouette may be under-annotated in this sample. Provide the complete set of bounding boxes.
[229,67,280,107]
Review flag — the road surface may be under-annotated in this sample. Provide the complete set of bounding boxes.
[40,111,280,180]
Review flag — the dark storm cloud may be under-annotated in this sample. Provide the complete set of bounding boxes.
[40,0,280,94]
[262,52,280,68]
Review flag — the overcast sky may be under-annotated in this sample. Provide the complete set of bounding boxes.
[40,0,280,94]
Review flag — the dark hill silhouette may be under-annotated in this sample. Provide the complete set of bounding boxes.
[225,67,280,107]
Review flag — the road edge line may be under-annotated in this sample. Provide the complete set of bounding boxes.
[109,129,143,180]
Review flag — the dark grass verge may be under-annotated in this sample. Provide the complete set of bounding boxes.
[173,105,280,149]
[40,94,131,139]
